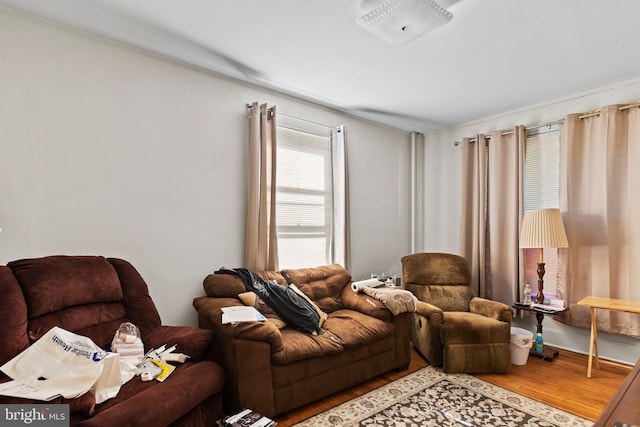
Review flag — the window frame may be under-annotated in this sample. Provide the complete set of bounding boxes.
[275,122,335,270]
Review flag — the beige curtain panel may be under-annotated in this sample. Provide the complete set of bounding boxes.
[244,102,279,271]
[487,127,525,304]
[558,104,640,336]
[459,134,488,298]
[459,126,525,304]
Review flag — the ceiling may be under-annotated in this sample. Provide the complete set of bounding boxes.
[3,0,640,134]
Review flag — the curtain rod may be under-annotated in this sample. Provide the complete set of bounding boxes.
[454,100,640,146]
[454,120,563,146]
[277,113,338,132]
[576,101,640,119]
[246,103,337,131]
[246,102,275,118]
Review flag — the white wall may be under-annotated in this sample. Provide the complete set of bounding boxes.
[422,77,640,365]
[0,9,411,327]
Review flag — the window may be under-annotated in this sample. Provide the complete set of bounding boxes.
[523,126,560,297]
[276,125,334,270]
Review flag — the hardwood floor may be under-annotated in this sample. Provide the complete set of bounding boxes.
[274,347,632,426]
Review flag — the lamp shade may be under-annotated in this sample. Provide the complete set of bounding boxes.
[519,208,569,249]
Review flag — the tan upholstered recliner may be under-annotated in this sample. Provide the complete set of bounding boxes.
[401,252,513,373]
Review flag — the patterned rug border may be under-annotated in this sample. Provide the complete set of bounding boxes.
[293,366,592,426]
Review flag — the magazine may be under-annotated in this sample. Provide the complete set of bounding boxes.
[223,408,275,427]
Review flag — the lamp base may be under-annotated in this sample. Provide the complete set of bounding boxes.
[536,262,546,304]
[529,346,559,362]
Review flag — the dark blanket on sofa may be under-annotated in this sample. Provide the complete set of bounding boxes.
[215,267,321,334]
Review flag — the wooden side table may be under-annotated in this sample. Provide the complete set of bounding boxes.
[577,296,640,378]
[512,303,568,361]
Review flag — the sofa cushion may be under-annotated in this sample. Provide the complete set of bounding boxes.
[282,264,351,313]
[414,284,475,312]
[203,270,287,298]
[323,309,395,349]
[75,361,224,426]
[9,256,124,317]
[8,256,127,347]
[271,328,344,365]
[270,308,394,365]
[0,266,30,366]
[28,303,127,347]
[440,311,511,345]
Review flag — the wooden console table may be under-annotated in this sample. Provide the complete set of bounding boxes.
[577,296,640,378]
[593,357,640,426]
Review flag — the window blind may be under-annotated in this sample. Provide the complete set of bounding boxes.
[276,126,333,269]
[523,130,560,297]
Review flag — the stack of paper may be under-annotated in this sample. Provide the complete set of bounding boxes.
[532,303,564,312]
[221,306,266,324]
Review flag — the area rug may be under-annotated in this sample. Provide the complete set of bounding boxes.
[293,366,591,426]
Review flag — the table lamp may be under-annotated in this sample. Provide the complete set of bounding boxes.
[519,208,569,304]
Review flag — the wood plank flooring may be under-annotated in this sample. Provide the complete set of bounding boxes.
[274,347,633,426]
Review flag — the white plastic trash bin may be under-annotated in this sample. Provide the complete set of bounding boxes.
[510,327,533,365]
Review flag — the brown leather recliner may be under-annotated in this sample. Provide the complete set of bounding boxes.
[0,255,225,426]
[401,252,512,373]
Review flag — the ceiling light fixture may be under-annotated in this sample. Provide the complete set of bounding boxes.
[356,0,453,45]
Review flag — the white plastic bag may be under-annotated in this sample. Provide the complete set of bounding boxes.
[90,352,122,403]
[0,326,121,403]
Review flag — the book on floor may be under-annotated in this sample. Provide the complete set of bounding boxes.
[222,408,275,427]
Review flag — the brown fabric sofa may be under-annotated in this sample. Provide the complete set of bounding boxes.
[402,252,513,374]
[0,255,225,426]
[193,264,411,418]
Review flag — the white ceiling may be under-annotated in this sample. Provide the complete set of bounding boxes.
[3,0,640,133]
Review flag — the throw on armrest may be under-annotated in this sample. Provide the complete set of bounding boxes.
[469,297,513,323]
[340,285,392,322]
[193,296,284,353]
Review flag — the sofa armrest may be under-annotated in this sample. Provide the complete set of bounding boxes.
[340,285,392,322]
[193,296,283,353]
[107,257,162,336]
[411,301,444,366]
[469,297,513,323]
[215,336,276,417]
[415,300,444,320]
[392,312,411,370]
[143,326,215,363]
